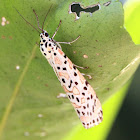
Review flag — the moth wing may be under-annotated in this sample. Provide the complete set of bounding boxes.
[52,48,103,129]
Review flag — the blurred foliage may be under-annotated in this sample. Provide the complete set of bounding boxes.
[124,0,140,44]
[0,0,140,140]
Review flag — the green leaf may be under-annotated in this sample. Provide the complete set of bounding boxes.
[0,0,139,140]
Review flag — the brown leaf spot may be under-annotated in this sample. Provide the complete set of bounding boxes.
[1,35,5,39]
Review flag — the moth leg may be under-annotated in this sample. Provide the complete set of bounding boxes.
[52,20,62,39]
[57,93,67,98]
[81,73,92,79]
[56,35,80,45]
[73,64,88,69]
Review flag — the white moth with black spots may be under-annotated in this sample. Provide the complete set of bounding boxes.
[15,6,103,129]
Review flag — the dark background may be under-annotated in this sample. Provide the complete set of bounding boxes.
[107,65,140,140]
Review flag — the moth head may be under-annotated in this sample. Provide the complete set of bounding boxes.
[40,30,49,39]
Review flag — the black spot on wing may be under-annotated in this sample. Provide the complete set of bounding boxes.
[45,42,48,48]
[64,55,67,58]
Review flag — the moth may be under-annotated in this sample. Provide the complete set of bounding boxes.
[15,6,103,129]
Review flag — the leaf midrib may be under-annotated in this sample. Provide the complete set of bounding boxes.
[0,45,37,139]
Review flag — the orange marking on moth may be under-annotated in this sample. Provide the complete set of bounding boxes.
[67,59,73,69]
[63,85,69,93]
[80,116,92,123]
[73,86,80,95]
[72,102,81,108]
[59,72,69,80]
[81,97,85,104]
[77,70,85,84]
[47,47,51,51]
[58,48,64,55]
[54,57,62,65]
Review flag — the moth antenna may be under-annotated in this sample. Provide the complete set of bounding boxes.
[13,6,40,34]
[42,4,53,32]
[33,9,42,31]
